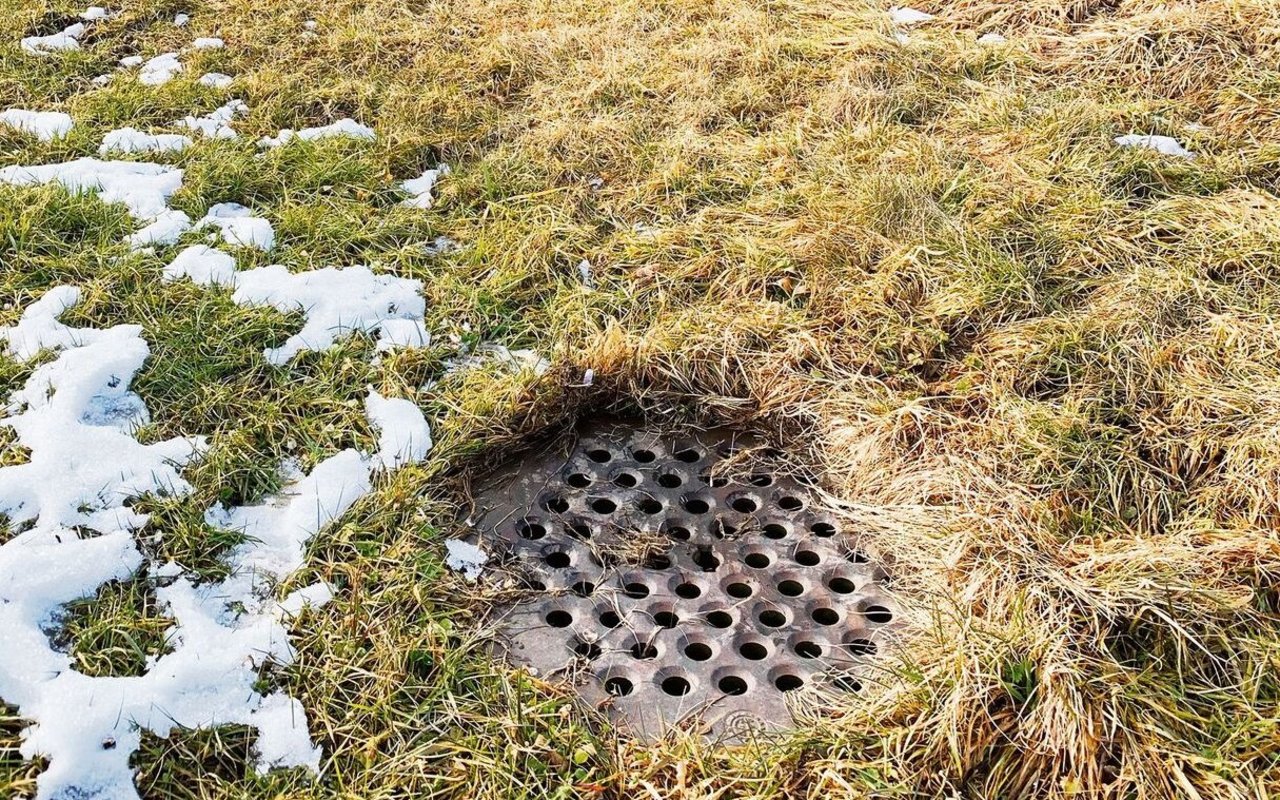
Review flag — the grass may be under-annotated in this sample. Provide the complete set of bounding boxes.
[3,0,1280,797]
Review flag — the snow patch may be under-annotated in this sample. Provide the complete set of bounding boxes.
[138,52,182,85]
[1114,133,1195,159]
[365,389,432,470]
[99,127,192,155]
[176,98,247,139]
[977,32,1007,44]
[445,540,488,581]
[191,36,224,50]
[889,6,933,25]
[0,109,73,141]
[80,6,111,21]
[259,118,375,148]
[174,12,190,27]
[196,202,275,250]
[163,244,237,286]
[21,23,85,55]
[198,71,233,88]
[400,164,450,209]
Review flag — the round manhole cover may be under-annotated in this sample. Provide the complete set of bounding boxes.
[467,420,897,739]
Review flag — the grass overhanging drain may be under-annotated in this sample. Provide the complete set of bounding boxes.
[465,420,898,739]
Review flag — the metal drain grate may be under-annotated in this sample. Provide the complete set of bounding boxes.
[467,421,897,738]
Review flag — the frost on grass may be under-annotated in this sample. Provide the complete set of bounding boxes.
[21,23,84,55]
[366,389,432,470]
[0,110,73,142]
[400,164,451,209]
[1114,133,1195,159]
[0,158,191,249]
[99,127,192,155]
[445,540,488,581]
[258,119,376,148]
[176,99,247,139]
[0,288,434,799]
[197,202,275,250]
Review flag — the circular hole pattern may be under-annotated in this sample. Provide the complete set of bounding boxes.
[654,610,680,629]
[730,496,758,513]
[675,582,702,599]
[693,549,721,572]
[832,674,862,693]
[774,673,804,692]
[718,675,748,695]
[684,642,713,661]
[599,609,622,628]
[778,495,804,511]
[517,519,546,540]
[544,551,570,568]
[631,641,657,660]
[828,576,856,594]
[844,637,877,656]
[674,448,701,463]
[763,523,788,540]
[546,610,573,628]
[683,496,710,514]
[778,579,804,597]
[605,676,633,696]
[661,675,691,696]
[706,610,733,628]
[545,495,569,513]
[745,552,770,569]
[864,604,893,623]
[812,607,839,626]
[637,497,663,514]
[624,581,651,599]
[587,448,612,463]
[633,448,657,463]
[590,497,617,514]
[566,473,591,488]
[759,609,786,627]
[811,521,837,537]
[571,581,595,597]
[657,473,682,488]
[567,522,592,540]
[574,638,602,659]
[739,641,768,660]
[665,524,691,541]
[795,549,820,566]
[749,474,773,487]
[795,640,822,659]
[726,582,752,599]
[613,472,639,488]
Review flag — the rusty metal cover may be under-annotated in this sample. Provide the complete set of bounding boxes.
[467,420,897,739]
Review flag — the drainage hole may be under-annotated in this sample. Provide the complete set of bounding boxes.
[828,577,856,594]
[543,495,570,513]
[571,581,596,597]
[674,448,701,463]
[587,448,612,463]
[845,637,877,656]
[730,496,758,513]
[778,580,804,597]
[636,497,663,514]
[630,641,658,660]
[845,549,870,563]
[590,497,618,514]
[599,609,622,628]
[739,642,768,660]
[811,521,838,537]
[812,607,839,626]
[706,610,733,628]
[523,578,547,591]
[605,676,634,696]
[777,495,804,511]
[745,553,771,569]
[699,473,729,489]
[566,472,592,488]
[759,609,786,627]
[675,582,702,599]
[682,497,710,514]
[833,674,862,693]
[657,473,682,488]
[613,472,639,488]
[544,551,570,568]
[546,610,573,628]
[665,525,691,541]
[574,638,602,659]
[795,549,820,566]
[567,522,592,540]
[693,549,721,572]
[644,552,672,570]
[684,642,713,661]
[774,674,804,692]
[624,581,651,599]
[718,675,748,695]
[517,519,546,540]
[795,641,823,659]
[863,605,893,623]
[633,448,657,463]
[726,582,752,599]
[654,611,680,629]
[661,676,691,696]
[762,523,787,540]
[749,474,773,487]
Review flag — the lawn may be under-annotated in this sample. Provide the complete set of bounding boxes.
[2,0,1279,797]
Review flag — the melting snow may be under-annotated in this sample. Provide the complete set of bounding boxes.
[259,119,375,148]
[119,54,142,67]
[978,32,1007,44]
[176,98,247,139]
[366,389,432,470]
[445,540,488,581]
[21,23,85,55]
[889,6,933,24]
[400,164,451,209]
[138,52,182,85]
[80,6,111,21]
[163,244,237,286]
[0,110,73,141]
[196,202,275,250]
[192,37,224,50]
[99,127,192,154]
[174,12,190,27]
[1114,134,1195,159]
[198,71,233,88]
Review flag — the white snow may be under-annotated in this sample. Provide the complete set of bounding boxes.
[163,244,237,286]
[303,19,318,31]
[138,52,183,85]
[195,202,275,250]
[119,54,142,67]
[198,71,233,88]
[174,12,190,27]
[191,36,224,50]
[175,98,246,139]
[1114,133,1195,159]
[365,389,432,470]
[0,285,436,799]
[422,236,460,256]
[977,32,1007,44]
[129,209,192,249]
[0,109,73,141]
[258,118,375,148]
[376,318,431,351]
[80,6,110,20]
[99,127,192,154]
[445,540,488,581]
[889,6,933,25]
[400,164,450,209]
[21,23,85,55]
